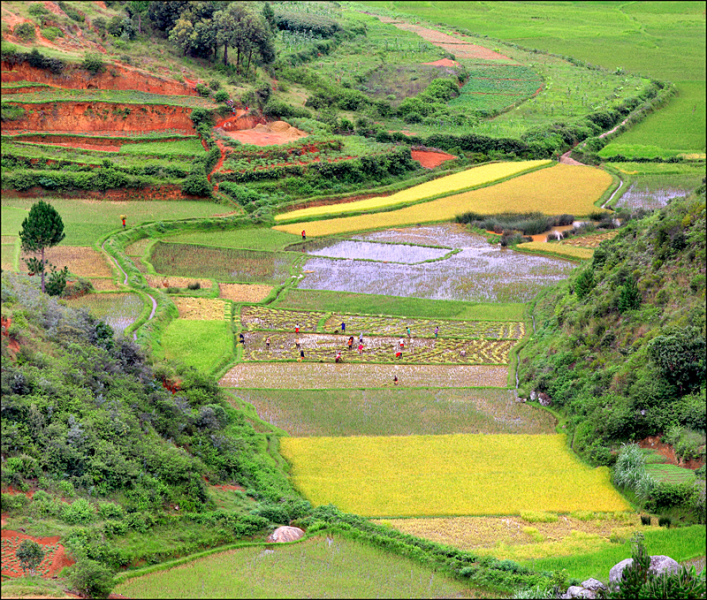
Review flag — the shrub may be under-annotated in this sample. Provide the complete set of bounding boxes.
[195,83,211,98]
[41,27,63,41]
[648,327,706,394]
[187,281,201,290]
[16,540,44,576]
[213,90,229,103]
[208,79,221,91]
[82,53,105,75]
[45,266,69,297]
[181,171,211,197]
[97,502,123,520]
[575,267,595,300]
[67,559,115,599]
[61,498,95,525]
[618,275,640,313]
[14,23,36,41]
[58,1,84,23]
[657,515,671,528]
[28,4,50,18]
[639,514,651,526]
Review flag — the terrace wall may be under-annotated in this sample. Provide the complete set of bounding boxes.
[2,103,195,134]
[1,184,204,201]
[1,61,196,96]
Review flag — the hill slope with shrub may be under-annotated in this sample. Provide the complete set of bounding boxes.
[518,187,706,515]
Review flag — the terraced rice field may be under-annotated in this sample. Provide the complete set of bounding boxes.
[227,388,556,436]
[297,225,576,302]
[306,240,451,263]
[150,243,297,284]
[218,283,273,303]
[322,315,524,339]
[69,293,144,334]
[219,363,509,389]
[242,331,516,365]
[241,306,326,332]
[172,297,229,321]
[21,245,113,278]
[162,319,233,373]
[376,513,641,559]
[280,434,630,517]
[516,242,593,261]
[145,275,213,290]
[276,160,551,221]
[274,164,612,236]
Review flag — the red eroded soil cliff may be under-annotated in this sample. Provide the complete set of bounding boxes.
[2,103,195,134]
[1,61,197,96]
[1,185,206,201]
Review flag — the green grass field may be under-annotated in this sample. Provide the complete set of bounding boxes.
[0,198,228,247]
[525,525,706,582]
[645,464,697,485]
[273,289,526,321]
[161,228,299,252]
[280,434,629,517]
[227,388,555,437]
[364,1,705,154]
[114,536,482,599]
[161,319,232,374]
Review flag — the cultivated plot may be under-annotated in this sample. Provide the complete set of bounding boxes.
[559,231,619,249]
[172,297,228,321]
[113,536,481,599]
[276,160,551,222]
[219,363,509,389]
[150,243,297,285]
[305,240,451,263]
[241,306,326,332]
[516,242,593,261]
[227,388,556,437]
[275,164,611,237]
[21,245,113,278]
[218,283,273,303]
[162,319,232,373]
[297,225,576,303]
[242,331,516,365]
[280,434,630,517]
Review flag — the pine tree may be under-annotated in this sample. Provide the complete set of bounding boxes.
[618,275,641,313]
[19,201,66,293]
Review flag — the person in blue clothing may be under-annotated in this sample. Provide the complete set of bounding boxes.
[341,321,346,333]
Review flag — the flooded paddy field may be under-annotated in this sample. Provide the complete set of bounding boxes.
[297,224,575,302]
[305,239,452,264]
[219,363,509,389]
[616,183,689,210]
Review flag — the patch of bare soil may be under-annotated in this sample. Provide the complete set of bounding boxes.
[639,435,705,470]
[411,149,457,168]
[423,58,460,67]
[222,121,308,147]
[1,530,74,579]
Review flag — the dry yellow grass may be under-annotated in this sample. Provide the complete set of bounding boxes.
[276,160,551,221]
[377,513,641,560]
[172,297,228,320]
[280,434,630,517]
[516,242,594,260]
[218,283,273,303]
[20,246,114,277]
[146,275,212,289]
[560,230,619,248]
[87,278,121,291]
[1,245,16,271]
[274,164,612,237]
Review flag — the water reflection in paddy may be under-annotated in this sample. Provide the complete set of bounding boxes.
[306,240,450,264]
[298,224,576,303]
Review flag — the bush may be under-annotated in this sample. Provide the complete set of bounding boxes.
[28,4,50,18]
[67,559,115,599]
[195,83,211,98]
[41,27,63,41]
[16,540,44,576]
[61,498,95,525]
[82,53,105,75]
[58,1,84,23]
[187,281,201,290]
[213,90,229,103]
[14,23,36,41]
[657,515,671,528]
[208,79,221,91]
[181,172,211,197]
[45,266,69,297]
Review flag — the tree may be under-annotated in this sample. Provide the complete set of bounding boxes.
[575,267,595,299]
[648,326,706,394]
[68,559,115,599]
[127,1,149,34]
[262,2,277,35]
[19,201,65,294]
[16,540,44,576]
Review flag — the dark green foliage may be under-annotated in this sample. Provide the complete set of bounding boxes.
[275,11,341,38]
[1,104,25,122]
[456,212,573,236]
[609,533,651,599]
[575,268,595,300]
[16,539,44,576]
[19,201,65,294]
[195,83,211,97]
[67,559,115,599]
[45,265,69,297]
[648,327,706,393]
[14,23,36,41]
[82,53,105,75]
[213,90,229,103]
[640,515,651,526]
[618,275,640,313]
[58,1,84,23]
[262,99,311,119]
[657,515,671,528]
[0,47,65,74]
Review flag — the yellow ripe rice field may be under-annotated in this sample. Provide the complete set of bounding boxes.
[516,242,594,260]
[276,160,551,221]
[274,164,612,237]
[280,434,630,517]
[172,297,228,320]
[218,283,273,303]
[560,230,620,249]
